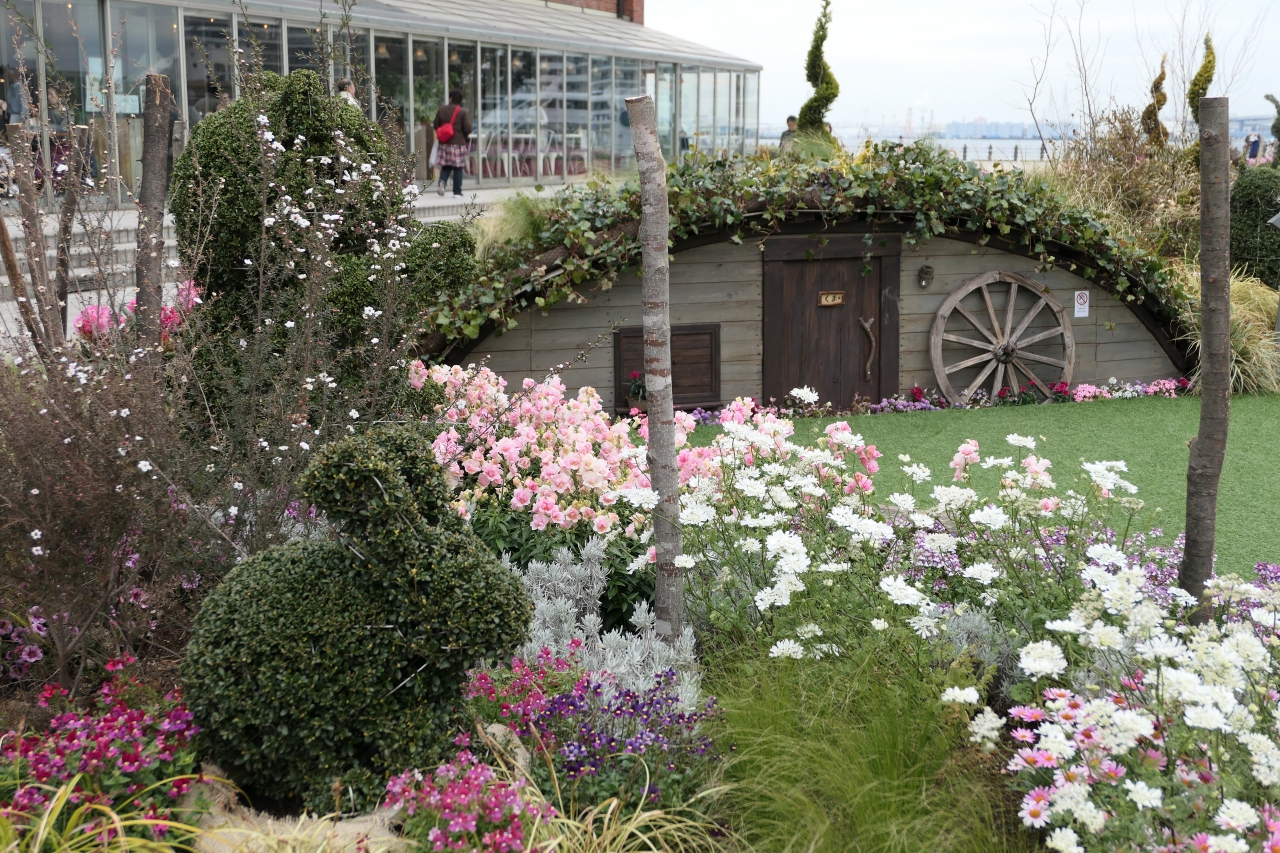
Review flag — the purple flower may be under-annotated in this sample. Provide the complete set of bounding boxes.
[17,645,43,664]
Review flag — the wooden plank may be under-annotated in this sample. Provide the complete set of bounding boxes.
[763,233,902,261]
[671,261,762,285]
[677,240,760,265]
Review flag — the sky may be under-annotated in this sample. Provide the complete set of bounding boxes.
[645,0,1280,133]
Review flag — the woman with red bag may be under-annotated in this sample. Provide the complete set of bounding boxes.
[432,88,472,198]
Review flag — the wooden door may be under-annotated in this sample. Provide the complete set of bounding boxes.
[762,234,901,409]
[613,324,721,413]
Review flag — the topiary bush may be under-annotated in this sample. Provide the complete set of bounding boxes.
[170,69,396,307]
[1230,165,1280,289]
[181,425,530,812]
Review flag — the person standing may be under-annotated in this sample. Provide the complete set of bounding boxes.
[1246,131,1262,160]
[433,88,472,198]
[779,115,797,149]
[337,78,360,109]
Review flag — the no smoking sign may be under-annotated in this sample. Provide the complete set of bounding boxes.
[1074,290,1090,318]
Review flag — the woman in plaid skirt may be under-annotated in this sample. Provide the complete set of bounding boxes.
[432,89,473,198]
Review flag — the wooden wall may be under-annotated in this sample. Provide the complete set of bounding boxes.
[468,241,762,411]
[466,235,1177,407]
[897,239,1177,391]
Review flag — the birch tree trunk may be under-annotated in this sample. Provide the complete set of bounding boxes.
[625,94,685,641]
[1180,96,1230,620]
[135,73,172,347]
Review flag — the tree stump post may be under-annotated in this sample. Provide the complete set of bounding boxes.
[625,93,685,641]
[1180,96,1231,618]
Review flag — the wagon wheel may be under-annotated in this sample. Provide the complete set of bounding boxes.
[930,271,1075,406]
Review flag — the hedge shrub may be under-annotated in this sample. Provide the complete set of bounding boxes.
[181,425,530,812]
[1231,166,1280,289]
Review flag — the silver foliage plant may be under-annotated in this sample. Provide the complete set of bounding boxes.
[511,536,701,708]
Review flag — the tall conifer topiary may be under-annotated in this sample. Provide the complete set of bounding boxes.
[797,0,839,135]
[1187,35,1215,126]
[1141,57,1169,148]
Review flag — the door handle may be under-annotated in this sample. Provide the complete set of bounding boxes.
[859,317,876,382]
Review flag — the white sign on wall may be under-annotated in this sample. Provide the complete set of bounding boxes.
[1074,290,1090,318]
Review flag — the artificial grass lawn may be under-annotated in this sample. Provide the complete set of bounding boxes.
[692,394,1280,574]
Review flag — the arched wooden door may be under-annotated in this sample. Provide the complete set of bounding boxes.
[762,234,901,408]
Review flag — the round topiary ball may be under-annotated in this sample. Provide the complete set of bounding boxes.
[182,426,529,812]
[1230,165,1280,289]
[169,69,396,307]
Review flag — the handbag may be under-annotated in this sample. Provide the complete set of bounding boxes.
[435,106,461,144]
[428,140,440,169]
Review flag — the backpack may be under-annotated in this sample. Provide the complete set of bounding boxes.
[436,106,461,144]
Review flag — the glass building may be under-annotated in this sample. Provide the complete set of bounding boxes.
[2,0,760,199]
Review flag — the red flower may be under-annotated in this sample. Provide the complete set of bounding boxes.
[630,371,641,380]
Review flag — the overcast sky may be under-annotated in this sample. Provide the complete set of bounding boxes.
[645,0,1279,131]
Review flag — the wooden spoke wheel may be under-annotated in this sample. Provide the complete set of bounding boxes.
[930,271,1075,405]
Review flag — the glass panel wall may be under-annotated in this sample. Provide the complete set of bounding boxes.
[446,40,476,182]
[373,34,408,152]
[335,29,371,114]
[110,2,179,197]
[612,57,638,173]
[41,0,107,189]
[1,0,38,130]
[538,50,562,180]
[564,53,587,175]
[714,69,729,156]
[697,67,713,152]
[655,62,675,160]
[479,45,507,181]
[510,48,536,180]
[185,15,232,127]
[238,19,282,75]
[730,70,744,154]
[588,55,611,177]
[744,70,759,152]
[412,36,442,180]
[678,64,697,158]
[287,26,325,78]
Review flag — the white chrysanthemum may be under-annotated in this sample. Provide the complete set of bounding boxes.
[879,575,927,607]
[910,512,936,529]
[968,706,1004,745]
[1135,633,1184,661]
[769,639,805,659]
[679,500,716,525]
[795,623,824,639]
[1215,799,1260,832]
[672,554,696,569]
[738,537,763,554]
[961,562,1000,585]
[790,386,820,405]
[981,455,1014,469]
[619,487,660,510]
[888,492,916,511]
[931,485,978,510]
[907,614,939,639]
[1018,640,1068,679]
[1184,704,1231,732]
[828,506,895,545]
[817,562,850,573]
[940,686,980,705]
[870,618,889,631]
[902,463,932,483]
[1044,827,1083,853]
[1086,543,1127,567]
[1045,614,1088,634]
[1082,460,1138,494]
[1006,433,1037,449]
[969,505,1009,530]
[1123,779,1162,810]
[1036,723,1077,760]
[1205,835,1249,853]
[1084,621,1124,650]
[1238,733,1280,786]
[922,532,958,554]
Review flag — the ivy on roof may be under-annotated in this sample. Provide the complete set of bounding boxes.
[423,141,1180,353]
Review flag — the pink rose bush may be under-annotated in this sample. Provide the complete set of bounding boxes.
[73,281,203,344]
[421,364,653,532]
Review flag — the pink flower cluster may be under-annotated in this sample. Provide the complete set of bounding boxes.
[464,643,584,735]
[385,740,555,853]
[422,365,650,532]
[950,438,981,481]
[73,282,203,343]
[2,670,199,815]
